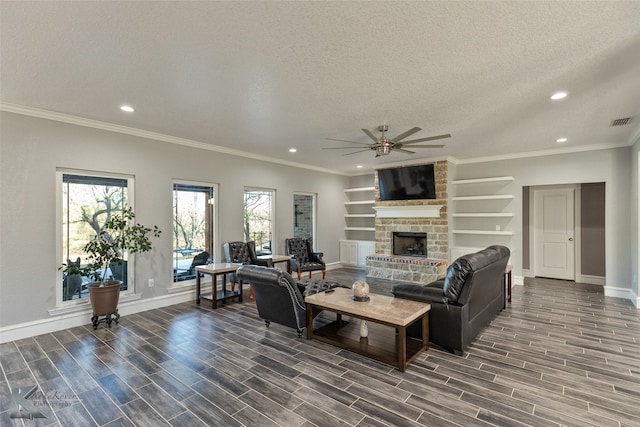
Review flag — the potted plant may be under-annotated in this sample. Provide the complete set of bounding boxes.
[60,207,161,329]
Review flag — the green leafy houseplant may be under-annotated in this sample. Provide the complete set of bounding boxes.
[60,207,162,286]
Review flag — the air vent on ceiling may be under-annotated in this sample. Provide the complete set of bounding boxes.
[609,117,632,127]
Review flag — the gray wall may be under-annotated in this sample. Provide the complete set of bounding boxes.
[581,183,606,277]
[0,112,348,328]
[522,186,530,270]
[632,138,639,298]
[454,147,632,290]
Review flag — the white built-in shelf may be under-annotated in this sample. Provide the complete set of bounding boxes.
[344,200,375,205]
[451,176,514,185]
[452,195,514,201]
[344,214,376,218]
[452,213,514,217]
[344,187,375,193]
[344,227,375,231]
[452,230,513,235]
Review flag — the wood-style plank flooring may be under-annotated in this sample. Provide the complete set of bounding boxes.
[1,269,639,426]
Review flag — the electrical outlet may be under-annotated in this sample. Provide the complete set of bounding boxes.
[148,278,154,288]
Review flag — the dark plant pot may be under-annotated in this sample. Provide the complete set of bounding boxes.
[88,281,121,316]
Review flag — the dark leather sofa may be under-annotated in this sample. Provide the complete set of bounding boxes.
[391,245,510,355]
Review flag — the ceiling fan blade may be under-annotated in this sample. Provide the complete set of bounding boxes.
[395,148,416,154]
[343,149,371,156]
[325,138,371,146]
[401,134,451,145]
[361,128,379,142]
[392,127,422,142]
[322,146,369,150]
[399,144,445,148]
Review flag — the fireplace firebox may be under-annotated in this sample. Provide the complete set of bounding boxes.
[393,232,427,257]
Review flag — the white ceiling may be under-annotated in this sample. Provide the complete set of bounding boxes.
[2,1,640,174]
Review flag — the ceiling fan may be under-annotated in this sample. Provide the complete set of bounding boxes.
[324,125,450,157]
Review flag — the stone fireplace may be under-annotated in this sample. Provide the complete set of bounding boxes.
[365,160,449,284]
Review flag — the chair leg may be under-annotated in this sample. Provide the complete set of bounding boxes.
[308,272,312,279]
[297,272,302,280]
[231,282,236,292]
[322,270,326,279]
[249,285,254,301]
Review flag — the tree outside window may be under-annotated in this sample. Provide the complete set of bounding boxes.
[61,173,130,302]
[173,182,215,282]
[244,189,274,256]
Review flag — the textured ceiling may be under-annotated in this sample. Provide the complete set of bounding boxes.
[2,1,640,174]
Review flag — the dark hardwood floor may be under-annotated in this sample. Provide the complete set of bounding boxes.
[1,269,639,426]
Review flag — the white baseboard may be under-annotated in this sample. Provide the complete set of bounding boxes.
[0,290,197,344]
[604,286,640,307]
[577,274,606,286]
[514,275,524,286]
[325,262,343,271]
[522,269,531,277]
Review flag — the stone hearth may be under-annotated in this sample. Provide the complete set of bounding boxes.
[367,254,447,283]
[365,160,449,284]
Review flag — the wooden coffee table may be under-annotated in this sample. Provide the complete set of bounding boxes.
[305,288,430,372]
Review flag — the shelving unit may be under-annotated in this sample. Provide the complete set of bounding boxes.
[343,187,375,234]
[451,176,515,251]
[341,186,376,267]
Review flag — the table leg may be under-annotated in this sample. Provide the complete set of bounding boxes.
[212,273,218,309]
[196,272,201,305]
[398,326,407,372]
[238,279,243,303]
[306,303,314,339]
[422,312,429,351]
[507,270,512,303]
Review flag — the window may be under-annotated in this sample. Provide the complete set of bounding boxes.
[59,171,131,302]
[244,188,275,255]
[293,193,316,242]
[173,182,216,282]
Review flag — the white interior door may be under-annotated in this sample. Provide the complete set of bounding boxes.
[534,188,575,280]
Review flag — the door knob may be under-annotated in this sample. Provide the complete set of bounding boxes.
[568,237,574,241]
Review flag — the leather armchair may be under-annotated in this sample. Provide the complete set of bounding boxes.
[392,245,510,355]
[224,241,273,296]
[236,265,312,337]
[285,237,326,280]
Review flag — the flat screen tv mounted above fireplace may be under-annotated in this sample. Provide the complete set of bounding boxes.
[378,163,436,201]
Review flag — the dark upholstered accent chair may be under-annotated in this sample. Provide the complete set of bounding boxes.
[392,245,510,355]
[237,265,316,337]
[224,241,273,296]
[63,257,83,300]
[285,237,326,280]
[188,251,210,275]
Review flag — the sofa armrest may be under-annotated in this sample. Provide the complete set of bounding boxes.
[392,279,446,304]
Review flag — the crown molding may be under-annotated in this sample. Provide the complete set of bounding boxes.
[0,102,348,176]
[2,102,634,173]
[452,141,632,165]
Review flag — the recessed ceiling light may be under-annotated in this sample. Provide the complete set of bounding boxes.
[289,148,297,153]
[550,92,568,100]
[120,105,135,112]
[556,137,567,143]
[356,165,363,169]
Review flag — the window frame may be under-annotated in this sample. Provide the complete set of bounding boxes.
[293,192,317,246]
[243,187,277,255]
[55,169,136,307]
[171,179,219,286]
